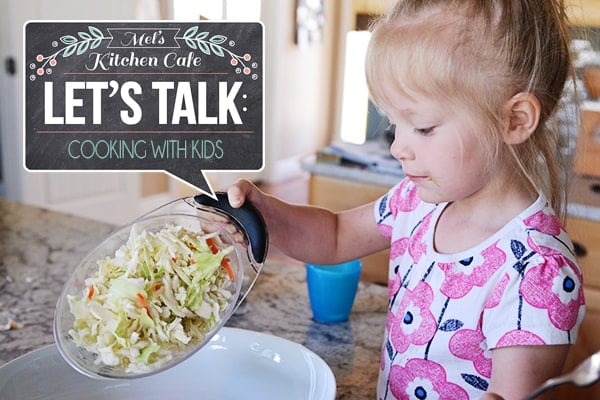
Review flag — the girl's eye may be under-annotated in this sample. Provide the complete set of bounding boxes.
[414,126,435,135]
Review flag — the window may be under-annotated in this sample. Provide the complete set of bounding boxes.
[340,30,371,144]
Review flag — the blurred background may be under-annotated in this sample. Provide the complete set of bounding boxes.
[3,0,599,224]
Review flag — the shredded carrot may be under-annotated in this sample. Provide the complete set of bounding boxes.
[136,293,150,315]
[206,238,219,254]
[207,237,233,278]
[87,285,95,299]
[221,257,235,280]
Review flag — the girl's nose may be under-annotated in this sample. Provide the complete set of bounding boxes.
[389,128,414,161]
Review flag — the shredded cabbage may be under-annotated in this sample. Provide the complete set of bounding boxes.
[67,224,236,373]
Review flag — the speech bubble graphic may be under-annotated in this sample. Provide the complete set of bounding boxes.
[24,21,263,198]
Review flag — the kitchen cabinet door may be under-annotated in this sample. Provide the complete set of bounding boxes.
[554,217,600,399]
[309,173,390,284]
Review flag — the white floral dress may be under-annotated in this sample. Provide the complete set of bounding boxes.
[374,178,585,400]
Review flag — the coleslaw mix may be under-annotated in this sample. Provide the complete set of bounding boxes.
[67,224,237,373]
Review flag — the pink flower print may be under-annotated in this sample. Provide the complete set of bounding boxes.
[390,358,469,400]
[391,236,409,260]
[438,242,506,299]
[496,329,545,346]
[449,328,492,378]
[520,245,584,331]
[408,212,433,264]
[389,178,420,216]
[484,273,510,309]
[523,210,562,236]
[388,269,403,301]
[389,281,437,353]
[378,222,393,239]
[385,308,396,339]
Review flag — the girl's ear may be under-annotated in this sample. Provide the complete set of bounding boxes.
[503,92,541,145]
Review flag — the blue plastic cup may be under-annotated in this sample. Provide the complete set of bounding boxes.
[306,260,362,323]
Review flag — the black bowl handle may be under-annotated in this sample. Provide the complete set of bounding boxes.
[193,192,268,264]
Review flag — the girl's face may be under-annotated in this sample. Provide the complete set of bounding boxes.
[385,87,495,205]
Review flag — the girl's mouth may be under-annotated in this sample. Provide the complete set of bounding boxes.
[407,174,429,182]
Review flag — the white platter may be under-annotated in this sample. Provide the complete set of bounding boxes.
[0,327,336,400]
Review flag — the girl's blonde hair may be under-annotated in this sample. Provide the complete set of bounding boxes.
[366,0,573,217]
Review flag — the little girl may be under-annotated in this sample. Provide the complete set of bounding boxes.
[228,0,585,398]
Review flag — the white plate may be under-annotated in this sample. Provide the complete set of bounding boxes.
[0,327,336,400]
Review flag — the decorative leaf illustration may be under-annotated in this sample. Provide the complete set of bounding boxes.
[60,35,77,45]
[30,25,113,81]
[386,339,394,359]
[209,35,227,44]
[511,239,526,259]
[210,43,224,57]
[461,374,489,391]
[183,26,198,38]
[63,44,77,57]
[77,41,90,55]
[379,194,388,217]
[173,27,258,78]
[89,26,104,38]
[438,319,464,332]
[55,26,107,59]
[90,38,102,49]
[185,38,196,49]
[197,41,210,55]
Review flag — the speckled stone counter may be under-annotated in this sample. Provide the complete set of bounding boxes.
[0,199,115,362]
[0,198,388,399]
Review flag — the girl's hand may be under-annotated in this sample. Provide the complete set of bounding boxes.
[227,178,261,209]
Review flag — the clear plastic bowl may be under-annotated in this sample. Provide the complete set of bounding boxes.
[54,195,266,380]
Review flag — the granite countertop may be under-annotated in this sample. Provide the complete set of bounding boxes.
[0,198,387,399]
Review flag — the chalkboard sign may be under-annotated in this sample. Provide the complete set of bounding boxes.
[25,21,263,195]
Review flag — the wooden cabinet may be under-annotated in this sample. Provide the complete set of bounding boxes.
[554,216,600,399]
[574,109,600,179]
[308,173,390,284]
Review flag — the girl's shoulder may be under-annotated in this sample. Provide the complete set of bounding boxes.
[484,199,584,344]
[509,197,576,261]
[474,197,580,283]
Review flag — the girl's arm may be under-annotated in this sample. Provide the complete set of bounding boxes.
[227,179,389,264]
[487,344,570,399]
